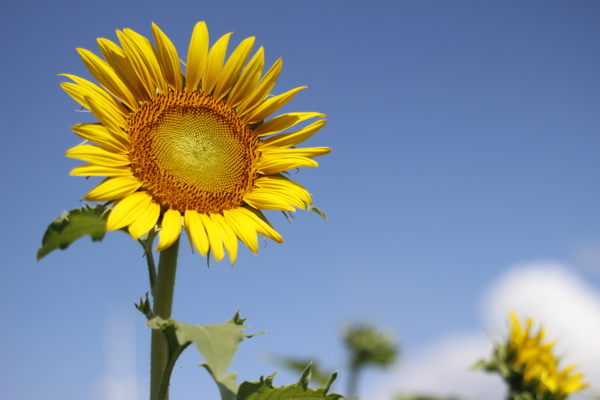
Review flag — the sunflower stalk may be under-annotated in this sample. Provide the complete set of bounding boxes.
[138,229,157,293]
[150,238,180,400]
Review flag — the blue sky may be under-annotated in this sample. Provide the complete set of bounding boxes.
[1,1,599,399]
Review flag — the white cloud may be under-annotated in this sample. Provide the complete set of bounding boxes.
[372,261,600,400]
[378,333,504,400]
[483,261,600,376]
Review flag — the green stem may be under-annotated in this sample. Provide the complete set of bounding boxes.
[138,229,157,294]
[150,238,180,400]
[347,364,360,400]
[156,342,191,400]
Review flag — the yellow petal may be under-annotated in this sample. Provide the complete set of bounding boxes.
[261,119,327,147]
[223,209,258,254]
[117,30,156,98]
[71,123,129,154]
[202,32,232,94]
[199,213,225,262]
[60,74,130,116]
[106,191,153,231]
[184,210,209,256]
[97,38,148,104]
[70,164,132,177]
[152,23,182,91]
[236,58,282,116]
[83,176,142,201]
[226,47,264,108]
[213,36,254,100]
[211,214,238,265]
[256,156,318,175]
[75,49,137,110]
[128,200,160,240]
[186,22,209,91]
[261,146,332,159]
[156,209,182,251]
[243,191,296,211]
[252,112,325,137]
[245,175,311,210]
[236,208,283,243]
[124,28,168,94]
[243,86,306,125]
[65,144,130,166]
[85,95,129,143]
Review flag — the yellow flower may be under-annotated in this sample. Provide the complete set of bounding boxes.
[62,22,330,264]
[507,312,587,397]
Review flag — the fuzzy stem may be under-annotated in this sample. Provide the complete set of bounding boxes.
[150,238,180,400]
[347,364,360,400]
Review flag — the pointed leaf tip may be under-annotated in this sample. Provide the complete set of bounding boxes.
[237,365,345,400]
[37,204,110,260]
[320,371,337,394]
[201,364,239,400]
[298,363,312,390]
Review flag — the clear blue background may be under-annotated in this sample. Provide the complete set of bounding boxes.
[1,1,599,399]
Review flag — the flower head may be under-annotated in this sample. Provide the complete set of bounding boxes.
[62,22,329,264]
[343,324,398,369]
[505,312,587,398]
[478,312,588,400]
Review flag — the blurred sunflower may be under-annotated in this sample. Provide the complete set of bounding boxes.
[478,311,587,400]
[506,312,587,398]
[62,22,329,264]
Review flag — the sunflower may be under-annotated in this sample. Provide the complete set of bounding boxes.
[62,22,330,264]
[506,312,587,398]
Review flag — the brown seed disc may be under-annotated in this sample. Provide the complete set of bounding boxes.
[128,91,259,214]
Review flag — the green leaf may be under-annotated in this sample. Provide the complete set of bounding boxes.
[237,363,345,400]
[148,311,265,400]
[37,204,109,260]
[269,354,333,386]
[202,365,239,400]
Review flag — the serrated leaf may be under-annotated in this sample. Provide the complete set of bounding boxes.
[148,311,264,400]
[37,204,109,260]
[270,355,333,386]
[237,364,345,400]
[175,311,247,378]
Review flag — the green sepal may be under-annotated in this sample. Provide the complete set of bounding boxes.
[304,203,328,223]
[37,204,109,260]
[135,292,155,320]
[281,210,294,223]
[237,363,345,400]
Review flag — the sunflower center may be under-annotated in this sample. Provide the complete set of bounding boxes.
[128,91,259,214]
